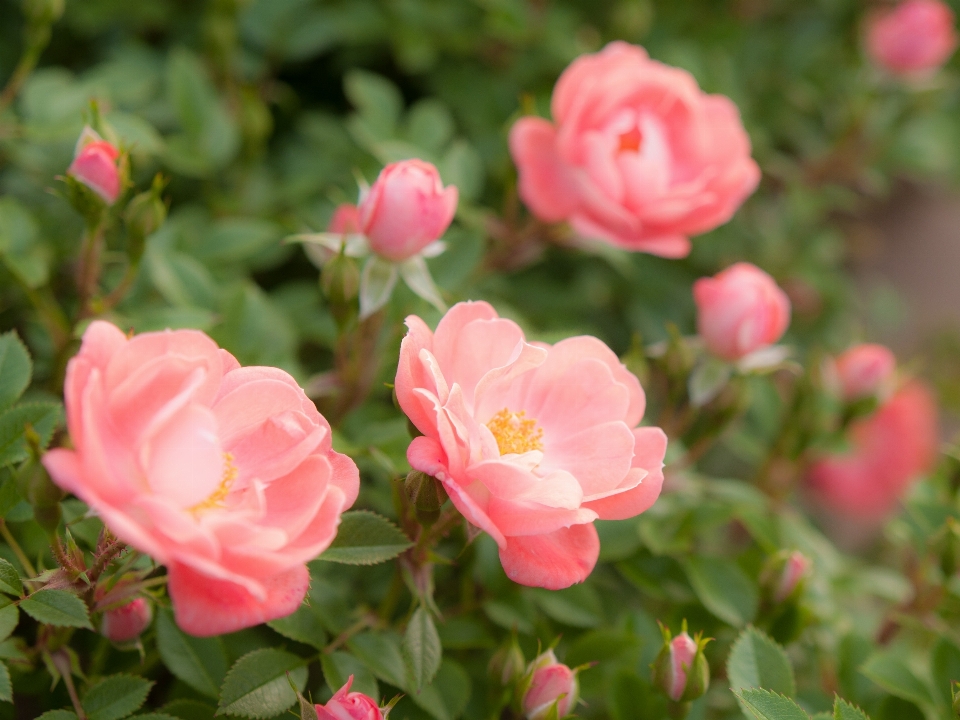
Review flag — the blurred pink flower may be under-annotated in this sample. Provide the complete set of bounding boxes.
[328,203,362,234]
[693,262,791,361]
[43,321,359,636]
[806,381,939,519]
[316,676,383,720]
[774,551,811,603]
[396,301,666,589]
[100,597,153,643]
[520,651,578,720]
[867,0,957,76]
[359,159,458,262]
[68,127,121,204]
[509,41,760,257]
[833,343,896,401]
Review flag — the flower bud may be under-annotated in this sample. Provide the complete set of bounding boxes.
[831,344,896,402]
[123,175,167,264]
[488,637,525,686]
[100,596,153,644]
[67,127,122,206]
[651,625,710,703]
[329,203,362,235]
[321,251,360,330]
[693,263,790,362]
[358,160,458,262]
[316,676,383,720]
[403,470,448,525]
[867,0,957,78]
[769,551,812,604]
[517,650,578,720]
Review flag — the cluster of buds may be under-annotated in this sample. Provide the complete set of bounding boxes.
[487,639,580,720]
[651,622,711,717]
[758,550,812,644]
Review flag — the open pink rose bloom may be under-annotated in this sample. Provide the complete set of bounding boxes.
[42,321,359,636]
[396,301,667,589]
[867,0,958,77]
[509,41,760,257]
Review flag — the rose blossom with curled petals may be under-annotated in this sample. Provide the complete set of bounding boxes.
[42,321,359,636]
[316,676,383,720]
[833,343,896,401]
[509,41,760,258]
[693,262,791,361]
[358,159,458,262]
[395,301,667,589]
[805,380,938,520]
[867,0,957,77]
[519,651,579,720]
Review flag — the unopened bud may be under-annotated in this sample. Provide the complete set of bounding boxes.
[773,551,811,604]
[404,471,448,524]
[67,126,122,207]
[488,638,525,686]
[830,344,896,402]
[123,175,167,264]
[517,650,579,720]
[321,251,360,330]
[651,624,710,704]
[100,597,153,644]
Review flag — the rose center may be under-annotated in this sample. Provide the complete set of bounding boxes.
[189,452,237,513]
[618,126,643,153]
[486,408,544,455]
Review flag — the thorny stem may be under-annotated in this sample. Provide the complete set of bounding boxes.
[0,519,36,577]
[98,259,141,313]
[51,650,86,720]
[76,219,107,320]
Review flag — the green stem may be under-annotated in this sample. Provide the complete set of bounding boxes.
[97,259,141,313]
[0,519,36,578]
[0,28,49,114]
[76,219,106,319]
[7,271,71,351]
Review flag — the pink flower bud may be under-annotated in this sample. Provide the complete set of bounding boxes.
[68,128,121,204]
[328,203,361,235]
[774,551,812,603]
[100,597,153,643]
[358,159,458,262]
[520,651,578,720]
[693,262,791,361]
[316,676,383,720]
[867,0,957,77]
[666,633,697,702]
[651,626,711,703]
[833,344,896,401]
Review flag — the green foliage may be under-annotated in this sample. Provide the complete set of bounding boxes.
[81,675,154,720]
[217,649,308,719]
[733,688,809,720]
[0,558,23,598]
[403,606,442,692]
[0,332,31,412]
[20,589,92,629]
[318,510,413,565]
[156,609,228,699]
[728,627,796,709]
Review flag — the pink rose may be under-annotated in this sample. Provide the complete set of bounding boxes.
[396,301,666,589]
[867,0,957,77]
[100,597,153,644]
[42,321,359,636]
[68,128,121,204]
[833,343,896,401]
[805,381,938,519]
[316,676,383,720]
[520,651,578,720]
[329,203,362,234]
[509,41,760,258]
[693,262,791,361]
[358,159,458,262]
[665,633,698,702]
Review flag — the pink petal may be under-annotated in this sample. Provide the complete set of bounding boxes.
[499,524,600,589]
[509,117,581,222]
[584,427,666,520]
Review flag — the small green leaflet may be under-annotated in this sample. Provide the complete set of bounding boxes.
[683,556,758,627]
[834,696,871,720]
[403,606,442,691]
[733,688,809,720]
[0,402,63,467]
[0,332,31,412]
[156,609,227,699]
[0,558,23,597]
[267,602,327,649]
[81,674,154,720]
[728,626,796,697]
[20,589,93,629]
[217,648,308,719]
[317,511,412,565]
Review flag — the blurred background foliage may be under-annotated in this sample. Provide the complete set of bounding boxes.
[3,0,960,719]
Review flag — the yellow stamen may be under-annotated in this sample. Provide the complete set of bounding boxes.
[486,409,544,455]
[189,452,237,513]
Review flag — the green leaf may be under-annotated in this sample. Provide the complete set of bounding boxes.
[267,602,327,650]
[0,332,31,412]
[81,674,153,720]
[320,651,379,699]
[728,626,796,696]
[834,696,871,720]
[159,699,216,720]
[734,688,809,720]
[218,648,308,719]
[931,638,960,708]
[36,712,78,720]
[529,586,602,628]
[860,652,935,708]
[347,632,408,689]
[0,661,10,702]
[344,69,403,136]
[0,605,19,644]
[683,557,758,627]
[407,658,472,720]
[0,402,63,467]
[0,197,48,289]
[156,609,227,699]
[0,559,23,598]
[318,511,412,565]
[20,589,92,629]
[688,356,733,407]
[404,606,442,691]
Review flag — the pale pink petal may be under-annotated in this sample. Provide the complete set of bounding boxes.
[509,118,581,221]
[499,524,600,589]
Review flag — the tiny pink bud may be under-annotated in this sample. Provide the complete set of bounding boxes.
[68,128,121,205]
[328,203,361,235]
[693,263,791,361]
[522,659,578,720]
[833,344,896,401]
[667,633,698,702]
[774,551,812,603]
[100,597,153,643]
[358,159,458,262]
[867,0,958,77]
[316,676,383,720]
